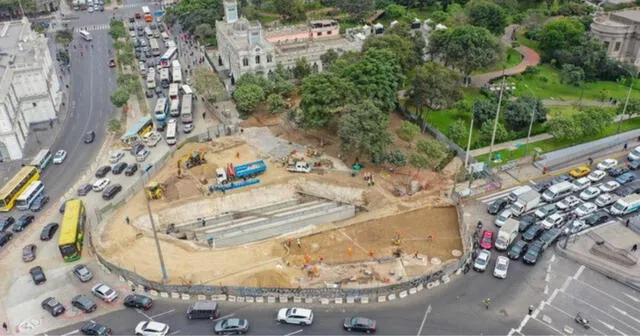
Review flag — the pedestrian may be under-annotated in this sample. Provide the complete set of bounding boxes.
[588,157,593,166]
[49,119,54,129]
[125,216,130,225]
[296,238,301,248]
[201,219,206,227]
[484,298,491,309]
[202,111,206,120]
[626,219,630,227]
[528,305,534,315]
[632,244,638,252]
[131,284,136,292]
[625,143,629,151]
[2,322,7,332]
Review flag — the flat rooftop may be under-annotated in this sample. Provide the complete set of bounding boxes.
[0,18,41,71]
[613,9,640,23]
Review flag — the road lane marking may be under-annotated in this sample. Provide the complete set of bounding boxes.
[574,265,585,279]
[60,329,80,336]
[611,306,640,324]
[150,309,176,319]
[598,319,627,336]
[559,290,640,334]
[136,308,152,320]
[213,313,235,322]
[560,276,572,291]
[623,293,640,303]
[416,304,432,336]
[545,303,607,335]
[572,279,640,314]
[547,288,560,304]
[531,316,565,335]
[283,329,303,336]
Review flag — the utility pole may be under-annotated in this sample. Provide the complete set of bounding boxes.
[464,117,474,169]
[487,71,506,166]
[523,84,537,158]
[146,188,169,282]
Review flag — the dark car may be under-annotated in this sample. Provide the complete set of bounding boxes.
[584,211,611,226]
[539,228,562,249]
[112,162,128,175]
[22,244,36,262]
[146,89,154,98]
[629,160,640,170]
[0,231,13,248]
[535,181,553,194]
[488,198,509,215]
[522,224,543,242]
[523,241,544,265]
[609,167,629,177]
[84,131,95,144]
[214,318,250,335]
[71,295,97,313]
[616,172,636,185]
[102,184,122,200]
[134,12,141,19]
[129,16,135,23]
[12,214,35,232]
[30,195,50,211]
[30,266,46,285]
[343,317,376,333]
[77,184,93,196]
[131,143,145,156]
[41,297,66,317]
[518,215,536,233]
[507,240,528,260]
[95,166,112,178]
[156,120,166,132]
[0,216,15,232]
[144,50,152,58]
[123,294,153,310]
[124,163,139,176]
[81,321,112,336]
[551,174,572,185]
[614,185,636,197]
[155,85,163,95]
[40,222,59,241]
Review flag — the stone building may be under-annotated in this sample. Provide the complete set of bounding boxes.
[591,9,640,68]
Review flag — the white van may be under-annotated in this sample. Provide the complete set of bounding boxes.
[181,84,193,96]
[161,32,170,41]
[79,30,93,41]
[629,146,640,161]
[542,181,574,202]
[144,26,153,38]
[572,177,591,192]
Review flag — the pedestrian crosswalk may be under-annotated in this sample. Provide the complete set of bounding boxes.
[73,24,109,32]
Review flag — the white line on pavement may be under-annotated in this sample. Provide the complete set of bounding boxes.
[60,329,80,336]
[598,319,627,336]
[624,293,640,303]
[150,309,176,319]
[283,329,303,336]
[560,290,640,334]
[560,276,572,291]
[611,306,640,325]
[136,308,152,320]
[516,315,530,332]
[546,303,607,335]
[547,288,560,304]
[573,278,640,314]
[574,265,585,279]
[531,316,564,335]
[212,313,235,322]
[416,304,432,336]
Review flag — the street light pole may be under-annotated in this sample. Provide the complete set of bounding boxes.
[523,84,537,158]
[617,66,636,134]
[464,117,474,169]
[487,70,506,165]
[144,176,169,282]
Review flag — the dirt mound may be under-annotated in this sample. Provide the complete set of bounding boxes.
[240,269,293,288]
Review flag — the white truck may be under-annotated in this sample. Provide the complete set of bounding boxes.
[494,218,519,251]
[286,159,311,173]
[610,194,640,215]
[510,189,541,216]
[508,185,534,203]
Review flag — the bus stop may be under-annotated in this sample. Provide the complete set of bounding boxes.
[121,116,153,146]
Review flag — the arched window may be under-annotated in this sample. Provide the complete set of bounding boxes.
[242,58,249,66]
[267,54,273,63]
[255,55,260,64]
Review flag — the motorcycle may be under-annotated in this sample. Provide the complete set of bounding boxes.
[575,313,590,329]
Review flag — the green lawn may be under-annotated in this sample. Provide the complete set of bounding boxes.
[516,31,540,52]
[473,48,523,75]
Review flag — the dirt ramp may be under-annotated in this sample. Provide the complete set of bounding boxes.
[240,269,293,288]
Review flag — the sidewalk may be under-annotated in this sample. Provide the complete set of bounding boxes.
[470,133,553,156]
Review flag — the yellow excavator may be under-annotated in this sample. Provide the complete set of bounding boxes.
[177,150,207,178]
[145,181,165,200]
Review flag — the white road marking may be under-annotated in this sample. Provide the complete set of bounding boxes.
[416,304,432,336]
[213,313,235,322]
[283,329,303,336]
[597,319,626,335]
[573,278,640,314]
[547,288,559,304]
[169,330,181,335]
[532,316,565,335]
[545,303,607,335]
[574,265,585,279]
[560,276,572,291]
[560,290,640,334]
[60,330,80,336]
[624,293,640,303]
[150,309,176,319]
[516,314,531,332]
[136,308,152,320]
[611,306,640,324]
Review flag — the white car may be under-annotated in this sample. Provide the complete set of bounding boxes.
[575,202,597,217]
[135,321,169,336]
[541,213,564,229]
[597,159,618,171]
[183,123,194,133]
[52,150,67,164]
[628,146,640,161]
[473,249,491,272]
[92,178,111,192]
[277,308,314,325]
[567,219,589,235]
[579,186,601,201]
[136,149,150,162]
[494,209,512,227]
[493,256,509,279]
[572,177,591,191]
[595,193,616,207]
[91,283,118,302]
[599,181,620,193]
[109,151,125,163]
[587,170,606,182]
[556,195,580,210]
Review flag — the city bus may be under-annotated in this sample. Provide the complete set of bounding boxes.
[15,181,45,211]
[165,40,176,49]
[146,71,156,89]
[149,38,161,56]
[120,116,154,146]
[0,166,40,212]
[160,68,170,88]
[58,199,86,262]
[142,5,153,22]
[168,83,179,101]
[171,59,181,72]
[30,149,53,171]
[169,98,180,117]
[153,97,168,121]
[180,94,193,123]
[166,119,177,145]
[172,68,182,84]
[160,47,177,68]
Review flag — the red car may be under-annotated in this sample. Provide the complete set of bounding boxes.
[480,230,494,250]
[134,12,141,19]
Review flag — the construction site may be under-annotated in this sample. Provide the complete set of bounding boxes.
[96,127,464,289]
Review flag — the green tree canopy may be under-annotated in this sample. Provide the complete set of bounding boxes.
[233,84,265,115]
[194,23,215,40]
[479,120,510,143]
[504,96,547,131]
[293,58,312,79]
[192,67,227,102]
[472,99,498,126]
[537,17,585,60]
[467,1,507,35]
[169,0,223,33]
[334,0,375,21]
[446,119,468,145]
[397,121,420,143]
[267,93,286,113]
[338,100,393,158]
[409,139,449,171]
[362,33,417,71]
[546,116,581,141]
[320,49,339,68]
[560,64,585,87]
[272,0,306,21]
[109,19,126,39]
[55,29,73,47]
[409,61,462,112]
[236,73,274,93]
[300,72,356,130]
[110,88,130,108]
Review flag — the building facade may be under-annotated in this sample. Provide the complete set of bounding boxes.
[591,9,640,68]
[0,17,61,161]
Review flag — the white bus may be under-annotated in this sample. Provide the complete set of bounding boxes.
[172,68,182,84]
[160,68,170,88]
[149,38,161,56]
[15,181,45,211]
[146,71,156,89]
[160,47,177,68]
[166,119,177,145]
[169,98,180,117]
[166,40,176,49]
[78,30,92,41]
[171,60,181,72]
[168,83,179,101]
[153,98,168,121]
[180,94,193,123]
[30,149,53,171]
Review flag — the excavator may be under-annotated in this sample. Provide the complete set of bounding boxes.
[181,150,206,169]
[145,181,165,200]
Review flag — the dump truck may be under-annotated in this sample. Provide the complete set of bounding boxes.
[145,181,164,200]
[287,158,311,173]
[494,218,519,251]
[510,189,541,216]
[216,160,267,184]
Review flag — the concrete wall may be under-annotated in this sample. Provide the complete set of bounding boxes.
[296,180,366,207]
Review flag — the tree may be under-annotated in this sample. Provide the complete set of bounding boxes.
[446,120,467,145]
[267,93,286,113]
[397,121,420,143]
[292,58,312,79]
[467,1,507,35]
[55,29,73,46]
[384,4,407,20]
[547,116,581,141]
[110,88,130,108]
[384,150,407,167]
[273,74,295,96]
[107,118,123,133]
[619,97,640,117]
[409,62,462,114]
[233,84,265,115]
[560,64,585,87]
[320,49,339,68]
[300,72,356,130]
[573,107,614,136]
[338,100,393,158]
[192,67,227,102]
[472,99,498,126]
[504,96,547,131]
[363,34,417,71]
[117,51,135,66]
[56,49,70,65]
[537,18,585,60]
[409,139,449,171]
[109,19,126,39]
[272,0,306,21]
[479,120,509,143]
[334,0,375,21]
[113,40,126,50]
[236,73,274,93]
[194,23,215,40]
[169,0,223,34]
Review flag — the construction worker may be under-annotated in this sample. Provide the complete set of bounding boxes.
[296,238,302,248]
[528,305,535,315]
[483,298,491,309]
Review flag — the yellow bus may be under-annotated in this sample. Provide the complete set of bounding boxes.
[0,166,40,212]
[58,199,86,262]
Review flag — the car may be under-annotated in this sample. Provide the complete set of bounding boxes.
[567,219,589,234]
[142,163,153,175]
[214,318,250,335]
[493,256,509,279]
[81,321,112,336]
[22,244,36,262]
[277,308,314,325]
[134,321,170,336]
[146,89,154,98]
[487,198,509,215]
[0,217,15,232]
[575,202,597,217]
[614,183,640,197]
[87,5,94,12]
[587,170,607,182]
[91,283,119,302]
[569,165,591,178]
[136,149,150,162]
[597,158,618,171]
[595,193,616,207]
[494,209,512,227]
[629,160,640,170]
[584,211,611,226]
[12,214,35,232]
[84,130,95,143]
[95,166,112,178]
[30,266,46,284]
[102,184,123,200]
[579,186,601,201]
[77,184,93,196]
[30,195,50,211]
[73,264,93,282]
[124,163,139,176]
[137,29,144,36]
[155,85,163,95]
[0,231,13,248]
[522,224,543,242]
[541,213,564,229]
[108,59,116,68]
[609,167,629,177]
[540,227,562,248]
[183,123,194,133]
[507,240,528,260]
[551,174,573,185]
[41,297,66,317]
[112,162,128,175]
[53,149,67,164]
[473,249,491,272]
[129,31,137,38]
[109,151,125,163]
[129,17,135,23]
[616,172,636,184]
[140,39,148,47]
[572,177,591,191]
[156,119,166,132]
[535,181,552,194]
[556,195,581,210]
[40,222,59,241]
[534,204,557,219]
[131,143,145,156]
[600,181,620,193]
[343,317,376,333]
[523,241,544,265]
[135,12,141,19]
[123,294,153,310]
[93,178,111,192]
[518,215,536,232]
[479,230,493,250]
[144,50,152,58]
[71,295,97,313]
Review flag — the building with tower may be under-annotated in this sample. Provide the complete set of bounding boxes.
[591,8,640,69]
